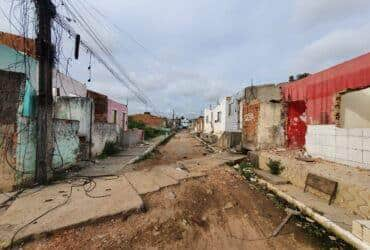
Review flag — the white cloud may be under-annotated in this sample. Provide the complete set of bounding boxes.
[292,23,370,73]
[293,0,370,27]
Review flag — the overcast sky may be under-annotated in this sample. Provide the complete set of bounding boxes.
[1,0,370,118]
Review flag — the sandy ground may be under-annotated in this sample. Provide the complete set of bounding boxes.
[133,132,209,170]
[23,131,324,250]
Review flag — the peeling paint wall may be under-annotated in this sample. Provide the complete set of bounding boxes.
[87,90,108,123]
[54,97,93,141]
[52,119,80,169]
[122,129,144,148]
[0,69,81,191]
[91,123,121,157]
[257,102,284,149]
[241,84,284,151]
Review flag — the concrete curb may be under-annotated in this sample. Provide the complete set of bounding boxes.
[122,132,175,168]
[255,178,370,249]
[193,134,221,153]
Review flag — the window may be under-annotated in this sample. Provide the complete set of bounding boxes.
[206,116,209,123]
[216,111,222,123]
[113,110,117,124]
[228,103,232,116]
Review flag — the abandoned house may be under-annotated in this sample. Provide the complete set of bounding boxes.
[0,32,87,97]
[87,90,128,156]
[0,70,81,191]
[239,84,284,151]
[203,96,241,148]
[0,32,98,191]
[193,116,204,134]
[254,53,370,220]
[281,52,370,169]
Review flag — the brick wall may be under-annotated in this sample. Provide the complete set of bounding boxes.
[0,70,25,124]
[87,90,108,123]
[242,101,260,149]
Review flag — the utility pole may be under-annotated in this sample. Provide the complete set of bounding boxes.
[172,109,175,128]
[35,0,56,184]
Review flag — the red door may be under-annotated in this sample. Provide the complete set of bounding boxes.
[287,101,307,149]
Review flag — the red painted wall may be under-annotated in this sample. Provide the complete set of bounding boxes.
[281,52,370,125]
[286,101,307,148]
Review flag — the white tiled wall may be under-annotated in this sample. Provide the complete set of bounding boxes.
[306,125,370,169]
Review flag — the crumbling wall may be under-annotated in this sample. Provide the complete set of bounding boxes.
[122,129,144,148]
[257,102,284,149]
[52,119,80,169]
[87,90,108,123]
[259,151,370,219]
[242,100,260,150]
[0,70,27,191]
[217,132,242,149]
[54,97,93,141]
[91,123,121,157]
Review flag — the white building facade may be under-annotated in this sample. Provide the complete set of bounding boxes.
[203,96,241,137]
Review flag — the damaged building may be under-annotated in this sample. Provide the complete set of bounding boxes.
[281,52,370,169]
[203,96,241,148]
[87,90,129,157]
[0,70,81,191]
[240,84,284,151]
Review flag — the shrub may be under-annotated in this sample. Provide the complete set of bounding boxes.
[102,141,120,156]
[234,162,256,180]
[144,127,166,140]
[267,159,284,175]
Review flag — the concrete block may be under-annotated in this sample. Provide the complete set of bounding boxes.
[335,135,348,148]
[319,135,328,146]
[363,151,370,164]
[335,127,348,136]
[348,136,363,150]
[364,227,370,244]
[335,147,347,160]
[363,138,370,151]
[348,149,363,163]
[349,128,363,137]
[321,146,335,158]
[353,220,364,239]
[318,125,335,136]
[363,129,370,138]
[327,135,336,146]
[306,125,316,135]
[352,220,370,244]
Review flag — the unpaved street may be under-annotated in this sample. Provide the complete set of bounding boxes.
[24,132,324,249]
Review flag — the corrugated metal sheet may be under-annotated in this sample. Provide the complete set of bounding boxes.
[281,53,370,124]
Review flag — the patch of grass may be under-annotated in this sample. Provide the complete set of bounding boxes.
[233,162,256,181]
[267,159,284,175]
[294,215,354,250]
[144,127,167,140]
[98,141,120,159]
[128,117,167,140]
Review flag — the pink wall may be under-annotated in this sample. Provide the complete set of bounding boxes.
[107,99,128,131]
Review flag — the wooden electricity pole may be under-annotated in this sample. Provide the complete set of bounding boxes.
[35,0,56,184]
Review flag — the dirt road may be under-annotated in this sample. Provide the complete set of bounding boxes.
[24,132,326,249]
